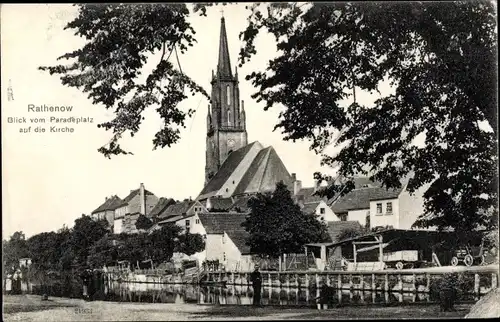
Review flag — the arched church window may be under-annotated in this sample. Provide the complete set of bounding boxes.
[226,85,231,105]
[227,109,231,126]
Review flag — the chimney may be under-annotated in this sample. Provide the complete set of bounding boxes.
[294,179,302,196]
[139,183,146,215]
[105,196,108,201]
[291,173,296,181]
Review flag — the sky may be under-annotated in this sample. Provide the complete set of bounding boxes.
[1,3,396,239]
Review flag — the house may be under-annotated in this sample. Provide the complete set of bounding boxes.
[302,200,338,222]
[330,187,380,227]
[369,183,429,230]
[91,195,123,227]
[197,212,254,271]
[329,177,429,230]
[149,199,207,233]
[113,183,159,234]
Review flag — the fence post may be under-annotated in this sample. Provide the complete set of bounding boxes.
[384,274,389,292]
[305,273,309,288]
[492,273,498,290]
[316,273,320,289]
[426,274,431,293]
[474,274,480,298]
[398,274,403,292]
[412,273,416,293]
[326,274,331,287]
[286,273,290,288]
[295,274,299,288]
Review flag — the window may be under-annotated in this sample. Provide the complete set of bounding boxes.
[339,214,347,221]
[185,220,190,230]
[223,252,226,261]
[376,203,382,215]
[195,219,200,224]
[386,202,393,214]
[203,234,207,240]
[226,85,231,105]
[227,109,231,125]
[222,235,225,244]
[320,207,325,214]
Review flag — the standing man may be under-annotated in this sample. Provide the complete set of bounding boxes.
[250,265,262,306]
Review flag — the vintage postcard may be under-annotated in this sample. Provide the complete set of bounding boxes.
[2,2,498,321]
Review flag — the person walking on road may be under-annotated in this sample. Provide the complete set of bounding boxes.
[250,265,262,307]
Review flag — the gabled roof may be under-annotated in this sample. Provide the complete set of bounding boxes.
[197,212,250,254]
[207,197,233,211]
[330,186,403,213]
[91,195,123,214]
[326,221,364,243]
[199,142,258,197]
[233,146,293,195]
[150,198,176,217]
[302,201,321,215]
[158,200,194,219]
[118,188,155,207]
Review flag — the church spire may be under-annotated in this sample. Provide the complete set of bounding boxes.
[217,17,232,79]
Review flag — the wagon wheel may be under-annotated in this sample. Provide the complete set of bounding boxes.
[478,254,485,266]
[395,262,404,270]
[464,254,474,267]
[450,257,459,266]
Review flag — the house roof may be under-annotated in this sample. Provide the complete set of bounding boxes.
[326,221,364,243]
[207,197,234,211]
[158,200,194,219]
[199,142,258,196]
[330,186,403,213]
[230,195,254,212]
[302,201,320,214]
[197,212,251,254]
[296,187,325,204]
[91,195,123,214]
[233,147,294,196]
[158,213,194,225]
[117,188,155,207]
[150,198,176,217]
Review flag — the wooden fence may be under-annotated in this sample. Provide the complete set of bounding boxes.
[206,266,499,297]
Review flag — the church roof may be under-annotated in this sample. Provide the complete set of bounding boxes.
[198,142,294,200]
[199,142,258,197]
[296,187,325,204]
[234,146,294,195]
[230,195,254,212]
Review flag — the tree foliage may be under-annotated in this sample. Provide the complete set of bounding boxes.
[243,181,330,257]
[238,2,498,234]
[2,232,29,273]
[135,214,154,230]
[40,3,497,233]
[39,4,210,157]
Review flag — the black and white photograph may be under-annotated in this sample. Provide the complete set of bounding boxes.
[2,2,498,320]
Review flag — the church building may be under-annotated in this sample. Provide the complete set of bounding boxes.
[197,16,295,204]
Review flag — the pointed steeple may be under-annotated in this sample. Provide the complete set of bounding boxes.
[217,17,232,79]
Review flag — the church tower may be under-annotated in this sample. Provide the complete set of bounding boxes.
[205,16,248,184]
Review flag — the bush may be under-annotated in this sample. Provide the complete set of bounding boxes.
[429,273,473,311]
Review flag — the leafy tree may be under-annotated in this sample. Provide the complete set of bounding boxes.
[238,2,498,235]
[175,232,205,256]
[66,215,109,268]
[87,235,119,268]
[148,224,184,263]
[40,3,497,235]
[243,181,329,258]
[135,214,154,231]
[39,4,210,157]
[2,231,29,273]
[27,231,70,270]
